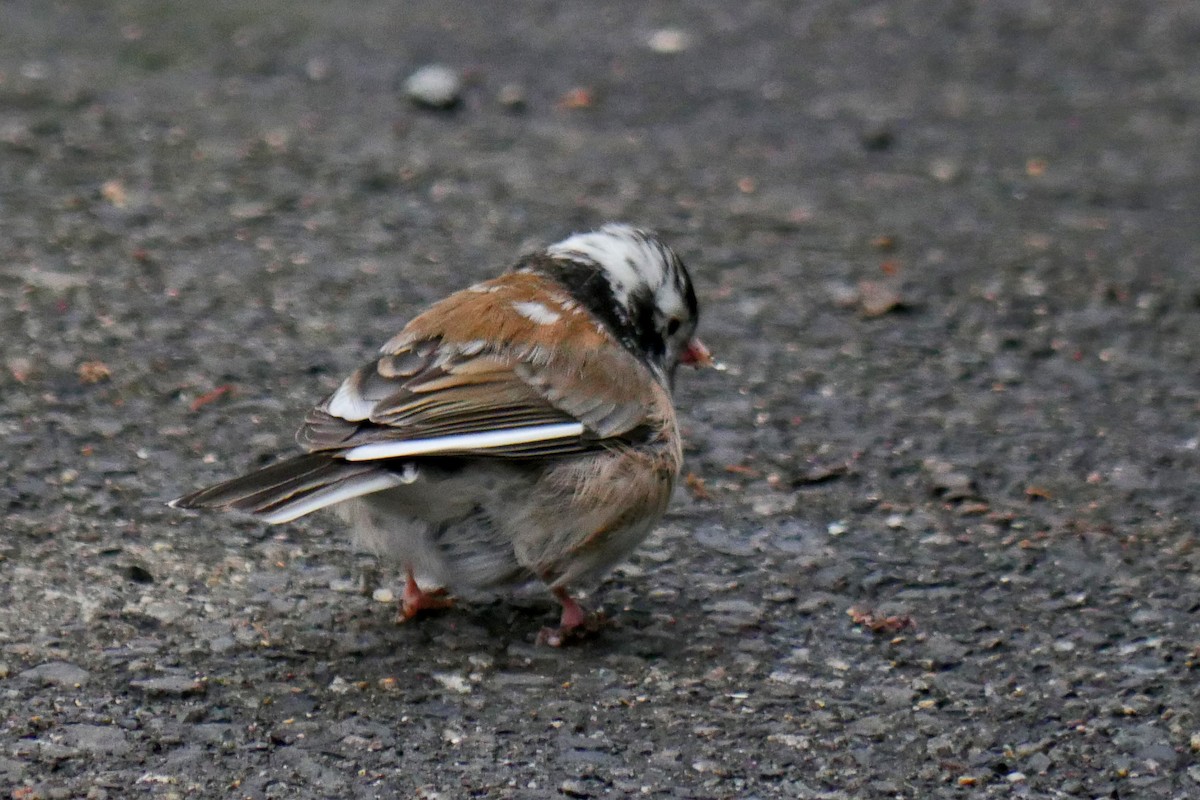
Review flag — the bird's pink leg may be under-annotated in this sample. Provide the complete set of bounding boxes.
[397,568,453,623]
[537,587,605,646]
[555,587,589,630]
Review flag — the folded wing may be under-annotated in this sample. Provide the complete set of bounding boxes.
[297,272,669,461]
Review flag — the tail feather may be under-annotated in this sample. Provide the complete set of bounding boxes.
[170,454,415,524]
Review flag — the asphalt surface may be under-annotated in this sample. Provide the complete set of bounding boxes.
[2,2,1199,798]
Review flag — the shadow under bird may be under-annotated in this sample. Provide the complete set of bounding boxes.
[171,224,713,644]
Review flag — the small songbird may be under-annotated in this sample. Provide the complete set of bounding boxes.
[171,224,712,644]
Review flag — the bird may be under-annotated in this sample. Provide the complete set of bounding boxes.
[171,224,712,645]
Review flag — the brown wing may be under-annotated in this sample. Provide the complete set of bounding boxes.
[296,272,673,460]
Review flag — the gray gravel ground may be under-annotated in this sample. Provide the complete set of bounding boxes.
[2,2,1199,798]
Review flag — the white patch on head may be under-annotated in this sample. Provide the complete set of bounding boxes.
[546,223,669,305]
[326,380,376,421]
[512,300,561,325]
[655,281,687,320]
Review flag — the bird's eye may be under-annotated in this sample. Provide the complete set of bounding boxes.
[665,317,682,336]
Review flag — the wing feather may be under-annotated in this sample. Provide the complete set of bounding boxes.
[295,272,671,461]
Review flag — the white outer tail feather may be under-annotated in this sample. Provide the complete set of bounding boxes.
[259,471,415,524]
[341,422,585,462]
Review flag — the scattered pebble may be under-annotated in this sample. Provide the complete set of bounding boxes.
[467,653,494,670]
[857,280,905,317]
[848,715,889,738]
[694,524,757,556]
[557,87,594,109]
[432,672,472,694]
[921,635,968,668]
[100,179,128,208]
[129,675,207,696]
[329,576,360,593]
[930,158,961,182]
[646,28,691,54]
[768,670,805,686]
[372,587,395,603]
[704,598,764,630]
[77,360,112,384]
[497,82,527,111]
[768,733,809,750]
[135,600,188,625]
[19,661,90,687]
[404,65,462,109]
[923,458,979,500]
[55,724,132,756]
[7,356,33,383]
[1025,752,1052,774]
[559,779,592,798]
[750,492,797,517]
[827,280,861,308]
[793,461,852,485]
[228,201,270,221]
[20,61,49,80]
[848,607,916,634]
[305,56,330,81]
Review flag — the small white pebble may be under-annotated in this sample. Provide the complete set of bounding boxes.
[404,65,461,109]
[305,57,330,81]
[646,28,691,54]
[433,672,472,694]
[20,61,49,80]
[767,733,808,749]
[827,521,848,536]
[497,82,526,110]
[372,587,395,604]
[328,577,359,593]
[930,158,961,182]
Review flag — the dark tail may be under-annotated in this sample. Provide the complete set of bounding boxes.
[170,454,414,524]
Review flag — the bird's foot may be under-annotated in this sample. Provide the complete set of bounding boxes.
[536,587,606,646]
[396,572,454,623]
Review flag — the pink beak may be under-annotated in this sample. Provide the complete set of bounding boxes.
[681,337,714,368]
